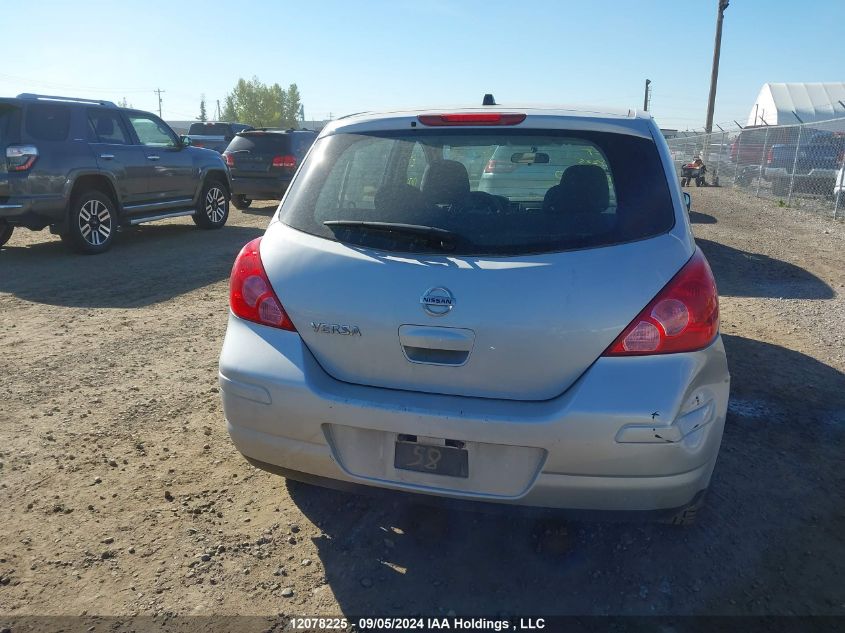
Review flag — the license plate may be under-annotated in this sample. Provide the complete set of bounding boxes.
[394,441,468,478]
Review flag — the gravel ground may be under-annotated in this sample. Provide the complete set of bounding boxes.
[0,187,843,619]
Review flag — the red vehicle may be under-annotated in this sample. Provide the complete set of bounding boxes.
[729,127,793,184]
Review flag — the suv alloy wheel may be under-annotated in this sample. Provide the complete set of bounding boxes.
[61,190,116,254]
[192,179,229,229]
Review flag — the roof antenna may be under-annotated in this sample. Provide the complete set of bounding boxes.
[482,93,496,106]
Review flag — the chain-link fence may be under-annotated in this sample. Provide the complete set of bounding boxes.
[666,117,845,220]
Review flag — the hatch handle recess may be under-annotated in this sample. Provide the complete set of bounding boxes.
[398,325,475,366]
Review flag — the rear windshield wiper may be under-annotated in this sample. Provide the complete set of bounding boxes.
[323,220,459,251]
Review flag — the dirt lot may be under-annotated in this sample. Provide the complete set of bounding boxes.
[1,188,843,620]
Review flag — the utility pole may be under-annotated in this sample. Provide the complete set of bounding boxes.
[643,79,651,111]
[154,88,165,118]
[215,99,221,120]
[704,0,729,136]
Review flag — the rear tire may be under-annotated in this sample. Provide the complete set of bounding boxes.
[231,194,252,210]
[192,179,229,229]
[0,221,13,247]
[61,190,116,254]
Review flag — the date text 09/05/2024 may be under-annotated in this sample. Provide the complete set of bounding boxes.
[288,617,547,630]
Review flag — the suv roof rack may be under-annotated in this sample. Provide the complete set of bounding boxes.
[17,93,117,108]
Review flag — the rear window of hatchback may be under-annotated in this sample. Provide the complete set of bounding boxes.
[227,133,293,154]
[279,128,676,257]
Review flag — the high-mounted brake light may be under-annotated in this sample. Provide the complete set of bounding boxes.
[418,113,526,126]
[6,145,39,172]
[229,237,296,331]
[222,152,235,167]
[603,249,718,356]
[272,154,297,168]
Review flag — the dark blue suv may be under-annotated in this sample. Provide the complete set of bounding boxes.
[0,93,231,253]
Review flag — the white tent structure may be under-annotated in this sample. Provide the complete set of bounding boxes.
[747,82,845,126]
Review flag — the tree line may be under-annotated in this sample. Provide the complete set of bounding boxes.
[197,76,302,129]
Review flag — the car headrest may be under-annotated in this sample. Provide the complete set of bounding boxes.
[96,116,115,136]
[545,164,610,214]
[374,182,426,218]
[421,160,470,206]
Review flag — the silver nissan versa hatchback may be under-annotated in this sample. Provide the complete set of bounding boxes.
[219,104,730,524]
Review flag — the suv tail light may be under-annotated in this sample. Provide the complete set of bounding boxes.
[766,147,774,165]
[6,145,39,172]
[418,113,526,126]
[229,237,296,331]
[223,152,235,167]
[272,155,297,168]
[603,249,718,356]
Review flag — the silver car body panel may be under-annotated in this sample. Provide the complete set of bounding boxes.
[260,222,691,400]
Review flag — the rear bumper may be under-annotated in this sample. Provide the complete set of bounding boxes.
[764,167,838,181]
[230,176,291,199]
[219,315,730,512]
[0,194,66,229]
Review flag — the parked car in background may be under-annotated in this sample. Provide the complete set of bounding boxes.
[222,129,317,209]
[0,93,230,253]
[185,121,254,153]
[478,141,617,203]
[764,130,845,196]
[219,103,729,525]
[729,126,792,184]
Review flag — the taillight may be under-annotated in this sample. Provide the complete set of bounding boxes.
[603,249,718,356]
[418,113,526,126]
[6,145,39,172]
[271,155,296,168]
[229,237,296,331]
[766,148,774,165]
[223,152,235,167]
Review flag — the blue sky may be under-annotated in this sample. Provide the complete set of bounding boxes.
[3,0,843,130]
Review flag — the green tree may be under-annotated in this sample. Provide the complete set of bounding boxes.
[117,97,132,108]
[220,76,302,128]
[221,95,237,122]
[197,94,208,121]
[282,83,302,129]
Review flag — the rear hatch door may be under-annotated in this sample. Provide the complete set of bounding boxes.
[226,132,294,179]
[259,122,687,401]
[262,224,689,401]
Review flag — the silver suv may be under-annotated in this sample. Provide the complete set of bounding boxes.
[218,104,730,524]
